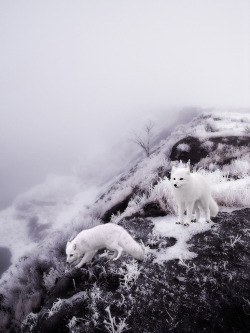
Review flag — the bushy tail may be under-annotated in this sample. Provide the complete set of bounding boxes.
[119,230,144,261]
[210,197,219,217]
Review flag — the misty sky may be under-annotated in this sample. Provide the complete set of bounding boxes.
[0,0,250,208]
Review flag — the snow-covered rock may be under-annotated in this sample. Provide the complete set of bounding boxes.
[0,111,250,332]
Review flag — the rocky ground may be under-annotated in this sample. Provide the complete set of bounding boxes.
[1,112,250,332]
[20,208,250,333]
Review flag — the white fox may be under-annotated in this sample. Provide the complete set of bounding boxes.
[170,166,218,226]
[66,223,144,268]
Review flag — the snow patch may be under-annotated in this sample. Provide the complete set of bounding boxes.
[151,215,212,264]
[177,143,190,152]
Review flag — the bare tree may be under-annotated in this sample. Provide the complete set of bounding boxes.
[131,121,155,157]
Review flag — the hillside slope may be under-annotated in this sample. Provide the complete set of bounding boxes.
[0,111,250,332]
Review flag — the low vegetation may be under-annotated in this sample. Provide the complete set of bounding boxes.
[0,112,249,332]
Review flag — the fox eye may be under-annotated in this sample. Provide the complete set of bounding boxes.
[70,254,73,257]
[173,178,176,180]
[180,178,183,180]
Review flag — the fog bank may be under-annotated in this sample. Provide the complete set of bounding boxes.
[0,0,249,209]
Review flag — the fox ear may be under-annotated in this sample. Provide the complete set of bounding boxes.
[73,243,77,251]
[185,167,190,175]
[171,166,176,172]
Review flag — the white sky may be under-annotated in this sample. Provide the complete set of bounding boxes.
[0,0,250,207]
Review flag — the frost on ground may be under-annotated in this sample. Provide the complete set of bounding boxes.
[0,110,250,332]
[17,209,250,333]
[151,215,212,263]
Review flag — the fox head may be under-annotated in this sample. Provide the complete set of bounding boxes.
[66,241,80,264]
[171,166,191,189]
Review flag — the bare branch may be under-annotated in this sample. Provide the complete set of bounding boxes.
[130,121,155,157]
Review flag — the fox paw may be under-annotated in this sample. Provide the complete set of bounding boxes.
[191,219,197,223]
[206,219,211,223]
[183,223,190,226]
[176,221,182,225]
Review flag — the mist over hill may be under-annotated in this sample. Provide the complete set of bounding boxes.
[0,111,250,332]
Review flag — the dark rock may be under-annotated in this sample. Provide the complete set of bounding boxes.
[209,135,250,147]
[49,276,76,299]
[4,208,250,333]
[119,217,154,244]
[142,201,167,217]
[102,194,132,223]
[209,136,250,166]
[170,136,208,165]
[32,209,250,333]
[36,306,75,333]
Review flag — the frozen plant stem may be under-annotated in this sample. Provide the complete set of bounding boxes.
[104,306,129,333]
[105,306,115,333]
[73,279,76,291]
[178,258,196,272]
[119,260,141,290]
[230,234,242,248]
[47,298,64,318]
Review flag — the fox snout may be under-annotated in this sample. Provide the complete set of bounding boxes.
[66,255,74,264]
[174,184,178,187]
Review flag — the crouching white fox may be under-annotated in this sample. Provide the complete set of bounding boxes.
[66,223,144,268]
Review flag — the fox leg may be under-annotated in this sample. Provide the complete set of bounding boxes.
[107,250,118,260]
[76,251,96,269]
[204,205,211,223]
[192,202,200,223]
[108,243,123,261]
[185,202,194,226]
[113,247,123,260]
[176,203,185,225]
[200,200,211,223]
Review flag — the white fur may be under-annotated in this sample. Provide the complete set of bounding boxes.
[170,166,219,226]
[66,223,144,268]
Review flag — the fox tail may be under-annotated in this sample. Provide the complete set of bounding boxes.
[119,230,144,261]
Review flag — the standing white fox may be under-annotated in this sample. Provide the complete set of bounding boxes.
[66,223,144,268]
[170,166,218,226]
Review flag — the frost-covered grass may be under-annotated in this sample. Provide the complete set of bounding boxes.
[1,110,250,332]
[2,111,247,268]
[17,207,250,333]
[43,261,68,291]
[21,312,38,333]
[170,164,250,209]
[67,316,84,333]
[194,167,250,208]
[47,298,65,318]
[222,153,250,178]
[103,109,250,222]
[104,306,129,333]
[89,152,172,222]
[118,260,141,290]
[111,163,250,224]
[169,111,250,145]
[110,176,177,223]
[212,177,250,207]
